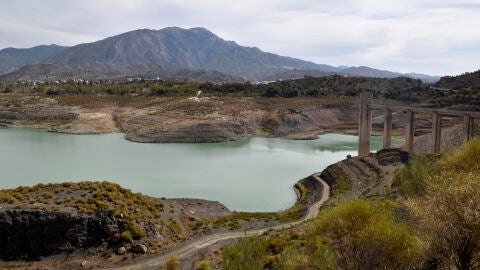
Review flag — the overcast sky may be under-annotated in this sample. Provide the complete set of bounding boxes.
[1,0,479,76]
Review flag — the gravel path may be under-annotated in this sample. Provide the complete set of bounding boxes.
[109,173,330,270]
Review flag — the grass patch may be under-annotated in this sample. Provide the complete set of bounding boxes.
[276,204,304,223]
[440,137,480,171]
[213,212,278,230]
[294,183,310,203]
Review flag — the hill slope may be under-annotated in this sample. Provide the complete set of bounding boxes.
[0,62,244,82]
[435,70,480,89]
[0,45,67,75]
[340,66,440,83]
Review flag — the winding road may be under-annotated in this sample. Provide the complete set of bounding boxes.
[110,173,330,270]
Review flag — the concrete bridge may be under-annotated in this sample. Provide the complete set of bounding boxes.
[358,92,480,156]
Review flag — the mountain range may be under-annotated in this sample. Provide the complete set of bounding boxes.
[0,27,440,83]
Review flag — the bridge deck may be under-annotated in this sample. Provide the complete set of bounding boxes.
[358,92,478,156]
[368,104,480,118]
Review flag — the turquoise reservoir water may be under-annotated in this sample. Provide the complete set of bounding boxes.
[0,129,384,211]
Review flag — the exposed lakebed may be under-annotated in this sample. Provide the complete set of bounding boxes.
[0,128,385,211]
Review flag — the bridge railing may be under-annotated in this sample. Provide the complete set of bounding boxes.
[358,92,478,156]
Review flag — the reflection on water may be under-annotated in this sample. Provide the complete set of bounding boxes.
[0,129,387,212]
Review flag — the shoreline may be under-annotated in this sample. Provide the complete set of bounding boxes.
[0,173,330,268]
[107,174,331,270]
[2,123,361,142]
[0,127,364,213]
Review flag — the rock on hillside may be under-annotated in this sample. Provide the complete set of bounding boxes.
[118,97,359,143]
[0,209,122,260]
[320,149,410,201]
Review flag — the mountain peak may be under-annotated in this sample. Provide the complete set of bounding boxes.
[0,27,440,82]
[157,26,219,39]
[188,27,214,33]
[38,26,326,79]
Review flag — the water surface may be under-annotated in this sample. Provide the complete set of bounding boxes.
[0,129,384,211]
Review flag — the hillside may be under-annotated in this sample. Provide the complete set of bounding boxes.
[0,45,67,75]
[339,66,440,83]
[435,69,480,90]
[0,62,244,83]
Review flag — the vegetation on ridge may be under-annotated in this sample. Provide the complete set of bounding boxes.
[0,181,179,243]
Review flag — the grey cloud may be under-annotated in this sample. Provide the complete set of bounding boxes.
[0,0,479,75]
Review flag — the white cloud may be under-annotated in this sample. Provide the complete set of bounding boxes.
[0,0,479,75]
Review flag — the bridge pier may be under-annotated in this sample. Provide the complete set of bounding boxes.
[463,114,475,143]
[383,109,392,149]
[405,110,415,152]
[358,92,372,157]
[432,112,442,153]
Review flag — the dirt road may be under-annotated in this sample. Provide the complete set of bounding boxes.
[109,173,330,270]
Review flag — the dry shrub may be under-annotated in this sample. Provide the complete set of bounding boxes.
[163,253,179,270]
[407,171,480,270]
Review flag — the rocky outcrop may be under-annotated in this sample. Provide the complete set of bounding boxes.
[130,244,148,254]
[124,120,252,143]
[0,97,78,131]
[0,209,123,260]
[320,163,348,187]
[121,101,359,143]
[0,94,364,143]
[320,149,411,200]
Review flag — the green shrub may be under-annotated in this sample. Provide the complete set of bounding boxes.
[440,137,480,172]
[119,231,133,243]
[267,237,289,254]
[43,192,54,199]
[393,155,440,196]
[131,226,145,239]
[294,183,310,203]
[276,205,303,223]
[168,220,182,236]
[274,245,309,270]
[274,239,338,270]
[308,199,420,269]
[197,261,211,270]
[222,237,268,270]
